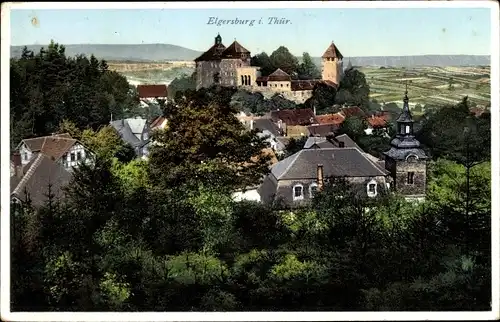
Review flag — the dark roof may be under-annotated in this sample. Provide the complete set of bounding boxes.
[271,147,388,180]
[221,40,250,59]
[307,124,340,137]
[137,84,167,98]
[396,93,414,123]
[340,106,366,118]
[268,68,292,82]
[194,43,227,62]
[271,108,317,126]
[11,154,72,207]
[384,146,428,161]
[110,119,148,148]
[322,42,344,60]
[290,80,319,91]
[253,118,281,137]
[256,76,269,82]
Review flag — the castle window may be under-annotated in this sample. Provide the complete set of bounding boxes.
[293,184,304,201]
[407,172,415,185]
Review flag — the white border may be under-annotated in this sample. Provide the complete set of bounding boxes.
[1,1,499,321]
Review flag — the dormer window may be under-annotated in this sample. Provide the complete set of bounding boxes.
[367,179,378,198]
[293,184,304,201]
[338,141,345,148]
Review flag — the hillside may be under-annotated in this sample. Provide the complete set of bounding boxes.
[11,44,490,67]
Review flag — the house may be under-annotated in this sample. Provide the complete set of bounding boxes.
[365,111,392,135]
[315,113,345,126]
[11,152,72,207]
[251,118,286,154]
[270,108,318,137]
[137,84,168,107]
[258,147,391,207]
[307,123,341,137]
[232,185,262,203]
[16,133,93,172]
[339,106,366,119]
[110,117,150,158]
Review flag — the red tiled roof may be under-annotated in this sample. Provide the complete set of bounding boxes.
[137,84,168,98]
[322,42,344,60]
[340,106,366,118]
[271,108,317,126]
[268,68,291,82]
[367,116,388,128]
[316,113,345,125]
[372,110,392,121]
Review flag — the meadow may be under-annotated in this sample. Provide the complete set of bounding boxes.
[359,66,491,109]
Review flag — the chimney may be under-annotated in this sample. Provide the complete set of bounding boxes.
[12,152,22,178]
[317,164,324,191]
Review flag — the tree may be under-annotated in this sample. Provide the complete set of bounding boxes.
[168,73,197,100]
[335,69,370,109]
[303,82,338,115]
[81,125,135,162]
[269,46,300,76]
[148,86,272,191]
[281,136,308,159]
[250,52,274,76]
[340,116,366,141]
[298,52,320,80]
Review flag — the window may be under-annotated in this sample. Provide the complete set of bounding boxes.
[367,180,378,197]
[338,141,345,148]
[293,185,304,201]
[76,151,82,160]
[405,125,410,134]
[309,183,318,198]
[23,152,28,161]
[70,152,76,161]
[407,172,415,185]
[281,84,283,87]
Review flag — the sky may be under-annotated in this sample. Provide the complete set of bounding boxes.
[9,7,492,57]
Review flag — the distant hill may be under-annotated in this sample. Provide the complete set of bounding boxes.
[11,44,490,67]
[310,55,490,68]
[10,44,203,62]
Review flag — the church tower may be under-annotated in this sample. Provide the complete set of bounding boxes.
[383,88,428,201]
[321,41,343,85]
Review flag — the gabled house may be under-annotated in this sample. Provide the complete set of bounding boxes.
[137,84,168,107]
[110,117,150,158]
[365,112,392,135]
[258,147,390,207]
[270,108,318,138]
[11,152,72,207]
[16,133,93,172]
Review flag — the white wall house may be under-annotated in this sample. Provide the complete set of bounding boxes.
[232,187,261,202]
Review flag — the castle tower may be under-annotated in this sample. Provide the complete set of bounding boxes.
[383,88,428,201]
[321,41,343,85]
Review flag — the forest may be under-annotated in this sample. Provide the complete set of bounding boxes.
[9,43,492,311]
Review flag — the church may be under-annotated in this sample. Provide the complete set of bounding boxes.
[194,34,344,103]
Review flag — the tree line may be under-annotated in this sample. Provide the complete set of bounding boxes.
[10,40,140,149]
[11,82,492,311]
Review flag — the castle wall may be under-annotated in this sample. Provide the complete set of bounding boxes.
[196,61,221,89]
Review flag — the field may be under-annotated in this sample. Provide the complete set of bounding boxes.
[359,66,491,109]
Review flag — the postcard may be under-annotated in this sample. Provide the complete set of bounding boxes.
[1,1,498,321]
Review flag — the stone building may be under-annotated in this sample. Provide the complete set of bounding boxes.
[383,91,429,201]
[194,35,344,103]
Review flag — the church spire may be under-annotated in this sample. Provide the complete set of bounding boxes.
[215,33,222,45]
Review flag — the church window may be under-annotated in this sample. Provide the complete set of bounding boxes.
[407,172,415,185]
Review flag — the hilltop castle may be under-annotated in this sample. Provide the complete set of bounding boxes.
[194,34,344,103]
